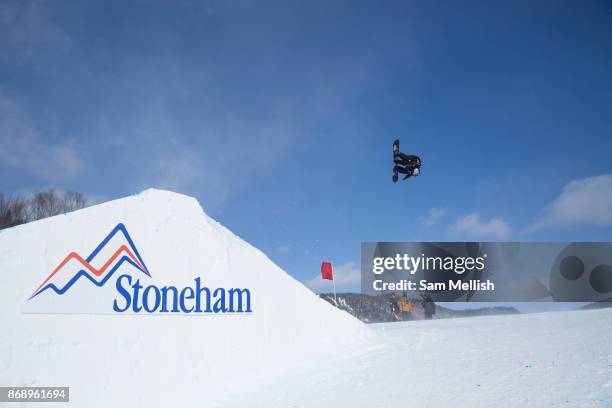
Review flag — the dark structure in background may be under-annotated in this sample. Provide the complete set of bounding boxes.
[0,190,87,230]
[319,293,519,323]
[421,294,436,319]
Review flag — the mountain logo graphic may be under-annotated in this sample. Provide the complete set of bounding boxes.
[29,223,150,300]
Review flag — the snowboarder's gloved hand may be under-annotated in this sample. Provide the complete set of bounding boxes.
[412,167,420,176]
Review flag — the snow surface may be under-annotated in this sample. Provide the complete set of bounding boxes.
[0,189,372,406]
[217,308,612,407]
[2,189,611,407]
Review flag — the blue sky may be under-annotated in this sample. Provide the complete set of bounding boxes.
[1,0,612,297]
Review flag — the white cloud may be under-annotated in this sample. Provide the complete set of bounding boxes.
[418,207,448,227]
[533,174,612,229]
[0,0,71,61]
[450,213,510,239]
[0,3,382,210]
[304,261,361,293]
[126,114,301,211]
[0,94,84,181]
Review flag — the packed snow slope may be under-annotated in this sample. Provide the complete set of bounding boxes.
[0,189,371,406]
[218,308,612,408]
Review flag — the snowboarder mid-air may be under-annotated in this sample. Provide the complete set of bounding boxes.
[393,139,421,183]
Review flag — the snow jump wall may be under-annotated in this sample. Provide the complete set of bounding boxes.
[0,189,370,406]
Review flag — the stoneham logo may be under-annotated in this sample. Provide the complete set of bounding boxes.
[24,224,252,314]
[29,223,151,300]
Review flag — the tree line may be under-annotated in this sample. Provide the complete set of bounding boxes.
[0,190,87,230]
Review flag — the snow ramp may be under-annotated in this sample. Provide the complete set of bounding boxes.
[0,189,371,406]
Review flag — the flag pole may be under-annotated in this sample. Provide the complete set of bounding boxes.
[332,273,337,306]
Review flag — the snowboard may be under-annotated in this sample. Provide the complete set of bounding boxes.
[392,139,400,182]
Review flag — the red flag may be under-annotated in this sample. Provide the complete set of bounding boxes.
[321,261,333,280]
